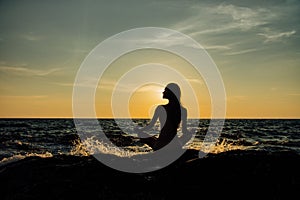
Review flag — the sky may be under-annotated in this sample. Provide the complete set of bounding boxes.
[0,0,299,118]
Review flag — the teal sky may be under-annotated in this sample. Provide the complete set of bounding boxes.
[0,0,299,118]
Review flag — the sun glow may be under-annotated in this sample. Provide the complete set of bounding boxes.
[129,84,167,118]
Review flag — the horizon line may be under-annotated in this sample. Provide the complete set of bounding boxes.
[0,117,299,120]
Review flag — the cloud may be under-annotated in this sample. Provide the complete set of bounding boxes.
[223,48,258,56]
[215,4,269,31]
[133,84,164,93]
[0,95,48,99]
[128,31,203,49]
[202,45,231,51]
[169,1,299,60]
[55,78,116,89]
[187,78,203,85]
[21,33,43,41]
[257,30,296,43]
[55,77,100,88]
[173,3,270,37]
[97,79,117,90]
[0,66,62,76]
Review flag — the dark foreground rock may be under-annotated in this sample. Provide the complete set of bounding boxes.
[1,149,299,200]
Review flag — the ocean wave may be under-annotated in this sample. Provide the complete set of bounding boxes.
[0,152,53,167]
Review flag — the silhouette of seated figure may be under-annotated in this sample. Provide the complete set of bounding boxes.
[135,83,192,151]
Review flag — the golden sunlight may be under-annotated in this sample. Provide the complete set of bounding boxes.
[129,84,167,118]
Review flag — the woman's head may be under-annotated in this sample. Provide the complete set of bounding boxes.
[163,83,181,103]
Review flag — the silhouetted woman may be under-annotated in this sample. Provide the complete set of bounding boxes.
[135,83,192,151]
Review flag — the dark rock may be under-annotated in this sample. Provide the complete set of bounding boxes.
[0,150,299,200]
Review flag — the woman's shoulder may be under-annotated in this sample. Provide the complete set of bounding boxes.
[180,106,187,112]
[180,106,187,116]
[155,105,166,112]
[156,105,164,109]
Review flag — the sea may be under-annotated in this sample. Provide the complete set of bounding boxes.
[1,118,299,166]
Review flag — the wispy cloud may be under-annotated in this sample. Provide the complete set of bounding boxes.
[21,33,44,41]
[97,79,117,90]
[0,95,48,99]
[174,3,270,37]
[215,4,269,31]
[127,31,202,49]
[97,79,165,94]
[133,84,163,93]
[170,3,279,56]
[57,79,119,90]
[55,78,99,88]
[0,66,62,76]
[257,30,296,43]
[202,45,231,51]
[187,78,203,85]
[224,48,258,56]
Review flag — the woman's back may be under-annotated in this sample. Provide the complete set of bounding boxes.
[158,104,181,143]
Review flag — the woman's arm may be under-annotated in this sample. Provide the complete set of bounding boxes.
[134,105,163,137]
[179,107,193,144]
[181,107,189,134]
[140,106,161,131]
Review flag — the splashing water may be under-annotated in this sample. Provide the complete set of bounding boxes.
[70,134,247,158]
[70,136,150,158]
[208,138,248,154]
[185,138,248,154]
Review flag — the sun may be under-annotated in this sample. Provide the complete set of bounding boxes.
[128,84,167,118]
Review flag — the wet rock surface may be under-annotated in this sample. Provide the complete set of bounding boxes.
[1,149,299,200]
